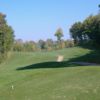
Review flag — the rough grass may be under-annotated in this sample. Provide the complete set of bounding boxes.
[0,47,100,100]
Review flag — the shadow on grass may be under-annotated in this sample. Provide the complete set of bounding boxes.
[16,61,80,70]
[16,49,100,71]
[69,50,100,64]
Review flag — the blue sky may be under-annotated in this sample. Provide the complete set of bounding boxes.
[0,0,100,41]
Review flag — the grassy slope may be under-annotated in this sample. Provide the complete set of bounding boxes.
[0,47,100,100]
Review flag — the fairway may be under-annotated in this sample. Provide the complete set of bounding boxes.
[0,47,100,100]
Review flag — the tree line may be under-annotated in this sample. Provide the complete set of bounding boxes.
[70,5,100,47]
[13,39,74,52]
[13,28,74,52]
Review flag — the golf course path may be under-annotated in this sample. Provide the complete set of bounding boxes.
[71,62,100,66]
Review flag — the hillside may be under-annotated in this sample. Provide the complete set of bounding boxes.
[0,47,100,100]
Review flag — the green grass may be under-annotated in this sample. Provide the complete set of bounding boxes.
[0,47,100,100]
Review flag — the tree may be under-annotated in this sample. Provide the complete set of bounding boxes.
[98,4,100,14]
[24,41,37,52]
[83,15,100,45]
[0,13,14,62]
[70,14,100,47]
[55,28,64,49]
[70,22,84,44]
[55,28,63,42]
[13,39,24,51]
[38,40,46,50]
[60,40,66,49]
[45,39,54,51]
[65,40,74,48]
